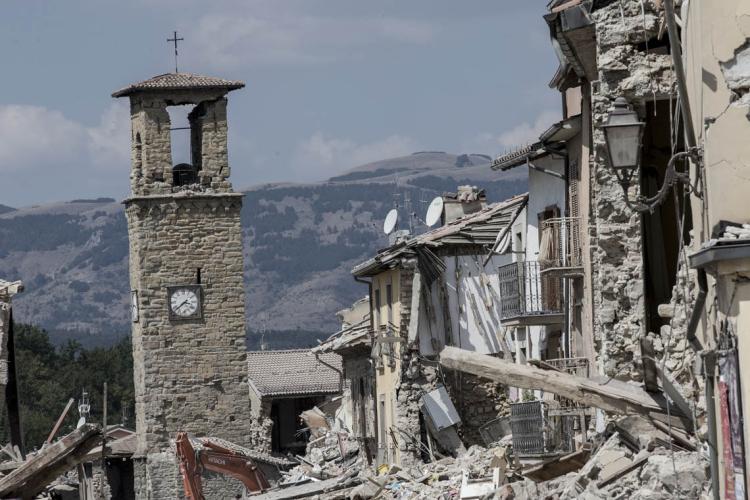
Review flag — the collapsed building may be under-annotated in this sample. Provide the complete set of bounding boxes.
[313,307,377,464]
[2,1,750,498]
[350,190,526,466]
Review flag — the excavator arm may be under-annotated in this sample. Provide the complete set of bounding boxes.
[176,432,271,500]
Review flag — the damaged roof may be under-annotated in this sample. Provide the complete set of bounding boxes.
[352,193,527,277]
[491,115,580,171]
[112,72,245,97]
[247,349,342,398]
[0,279,23,300]
[313,318,372,355]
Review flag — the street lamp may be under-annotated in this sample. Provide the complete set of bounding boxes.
[601,97,645,187]
[601,96,702,213]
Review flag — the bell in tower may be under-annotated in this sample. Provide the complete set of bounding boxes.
[112,73,245,196]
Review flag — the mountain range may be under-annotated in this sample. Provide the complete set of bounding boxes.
[0,152,526,347]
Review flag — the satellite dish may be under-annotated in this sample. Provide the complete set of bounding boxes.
[383,209,399,235]
[76,417,86,429]
[497,232,511,254]
[425,197,444,227]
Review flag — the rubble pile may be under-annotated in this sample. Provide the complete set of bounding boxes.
[334,415,709,500]
[350,444,517,499]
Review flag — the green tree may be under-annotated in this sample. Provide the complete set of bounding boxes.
[0,324,134,451]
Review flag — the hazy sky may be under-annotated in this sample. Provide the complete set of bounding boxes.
[0,1,560,207]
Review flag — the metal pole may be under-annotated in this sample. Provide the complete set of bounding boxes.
[101,382,107,463]
[662,0,698,150]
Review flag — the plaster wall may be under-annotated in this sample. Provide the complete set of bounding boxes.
[685,0,750,235]
[370,268,403,464]
[683,3,750,494]
[417,253,510,356]
[527,156,566,365]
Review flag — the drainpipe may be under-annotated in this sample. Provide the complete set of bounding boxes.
[704,352,720,500]
[686,267,707,351]
[663,0,698,150]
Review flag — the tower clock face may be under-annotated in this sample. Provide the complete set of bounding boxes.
[167,285,202,320]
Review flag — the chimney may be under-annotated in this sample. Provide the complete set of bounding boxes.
[441,185,486,224]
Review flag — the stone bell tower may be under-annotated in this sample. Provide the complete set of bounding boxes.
[113,73,252,498]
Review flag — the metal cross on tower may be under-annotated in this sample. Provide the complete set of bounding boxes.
[167,30,184,73]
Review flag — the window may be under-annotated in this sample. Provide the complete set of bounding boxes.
[374,289,381,330]
[385,284,393,330]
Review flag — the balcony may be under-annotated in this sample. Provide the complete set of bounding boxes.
[497,261,564,326]
[510,400,576,457]
[539,217,583,277]
[542,357,591,416]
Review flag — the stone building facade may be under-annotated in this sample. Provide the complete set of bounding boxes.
[113,73,254,499]
[588,1,677,382]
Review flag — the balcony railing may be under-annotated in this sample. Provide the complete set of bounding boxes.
[497,261,563,325]
[539,217,583,276]
[510,400,576,457]
[543,357,590,415]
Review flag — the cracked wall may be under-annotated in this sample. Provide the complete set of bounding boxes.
[683,3,750,494]
[685,0,750,232]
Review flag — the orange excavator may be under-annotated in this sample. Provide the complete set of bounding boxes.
[175,432,271,499]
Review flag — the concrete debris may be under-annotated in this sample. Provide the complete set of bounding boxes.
[256,408,709,500]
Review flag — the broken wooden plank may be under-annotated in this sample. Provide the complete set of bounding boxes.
[45,398,75,445]
[523,446,591,482]
[655,364,694,426]
[439,347,687,421]
[0,424,102,499]
[596,451,651,488]
[648,419,696,451]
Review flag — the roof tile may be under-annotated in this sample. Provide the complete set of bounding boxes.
[247,349,342,397]
[112,73,245,97]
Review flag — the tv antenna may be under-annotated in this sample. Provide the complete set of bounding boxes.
[425,196,444,227]
[77,389,90,429]
[403,191,414,233]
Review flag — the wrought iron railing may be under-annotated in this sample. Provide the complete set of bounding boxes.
[497,261,563,321]
[510,400,576,457]
[539,217,583,274]
[544,357,590,413]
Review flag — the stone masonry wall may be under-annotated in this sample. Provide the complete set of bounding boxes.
[126,194,255,499]
[444,370,509,447]
[392,262,426,467]
[128,90,233,197]
[589,0,675,381]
